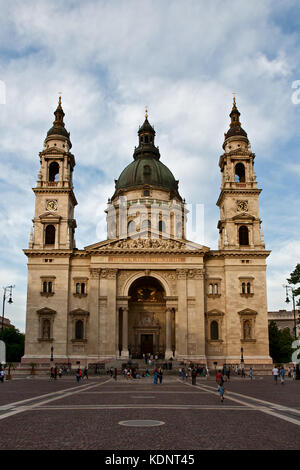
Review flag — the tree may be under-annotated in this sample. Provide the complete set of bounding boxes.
[269,321,293,364]
[0,327,24,362]
[287,263,300,306]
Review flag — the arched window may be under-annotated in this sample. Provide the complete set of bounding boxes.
[76,283,81,294]
[235,163,245,182]
[142,219,151,230]
[75,320,84,340]
[48,281,52,293]
[242,282,246,294]
[49,162,60,182]
[128,220,136,234]
[209,284,213,295]
[45,225,55,245]
[158,220,166,232]
[214,284,218,295]
[144,135,149,144]
[210,321,219,340]
[247,282,251,294]
[239,226,249,245]
[43,281,47,293]
[81,283,85,294]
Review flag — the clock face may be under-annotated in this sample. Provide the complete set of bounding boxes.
[237,200,248,212]
[46,200,58,211]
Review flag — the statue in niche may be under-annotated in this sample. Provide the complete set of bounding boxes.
[243,320,252,340]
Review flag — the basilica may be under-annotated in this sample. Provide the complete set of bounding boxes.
[22,97,272,368]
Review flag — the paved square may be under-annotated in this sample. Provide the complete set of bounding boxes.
[0,375,299,450]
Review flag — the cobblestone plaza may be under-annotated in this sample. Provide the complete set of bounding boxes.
[0,374,299,450]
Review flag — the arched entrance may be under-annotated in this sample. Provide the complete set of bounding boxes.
[120,276,174,359]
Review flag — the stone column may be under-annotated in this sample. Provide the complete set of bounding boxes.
[165,308,173,359]
[88,268,100,359]
[121,307,129,358]
[194,268,206,360]
[175,269,188,358]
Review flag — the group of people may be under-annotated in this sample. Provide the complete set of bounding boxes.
[75,367,88,382]
[272,365,296,384]
[153,367,163,384]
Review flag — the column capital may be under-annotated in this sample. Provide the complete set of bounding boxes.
[89,268,100,279]
[100,268,118,279]
[176,268,188,280]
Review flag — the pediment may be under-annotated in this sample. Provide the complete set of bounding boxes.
[84,229,209,253]
[39,212,62,220]
[232,214,256,221]
[37,307,56,315]
[206,309,224,317]
[69,308,89,316]
[238,308,257,316]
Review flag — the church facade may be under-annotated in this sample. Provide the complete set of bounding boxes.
[22,97,272,367]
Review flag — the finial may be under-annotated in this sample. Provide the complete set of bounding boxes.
[232,92,237,108]
[58,92,62,107]
[145,105,148,119]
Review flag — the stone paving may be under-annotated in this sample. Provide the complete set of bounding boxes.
[0,374,299,450]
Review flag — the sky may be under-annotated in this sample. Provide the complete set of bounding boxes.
[0,0,300,332]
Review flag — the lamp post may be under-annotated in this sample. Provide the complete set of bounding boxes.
[50,346,54,365]
[240,347,244,366]
[284,285,297,339]
[1,285,15,332]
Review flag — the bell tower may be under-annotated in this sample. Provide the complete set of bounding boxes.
[217,98,265,250]
[30,97,77,250]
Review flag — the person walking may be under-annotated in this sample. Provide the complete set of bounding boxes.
[192,368,197,385]
[226,367,230,382]
[154,368,158,384]
[110,367,114,378]
[83,367,88,380]
[280,366,285,385]
[0,368,4,383]
[58,367,63,379]
[288,366,291,378]
[241,367,246,378]
[76,368,81,383]
[216,370,223,386]
[218,383,225,403]
[158,367,163,384]
[272,365,279,385]
[50,367,55,380]
[249,367,253,381]
[114,368,118,380]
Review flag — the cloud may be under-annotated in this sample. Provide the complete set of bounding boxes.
[0,0,300,331]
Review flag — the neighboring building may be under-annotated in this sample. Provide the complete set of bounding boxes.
[1,317,14,329]
[268,309,300,338]
[22,97,272,367]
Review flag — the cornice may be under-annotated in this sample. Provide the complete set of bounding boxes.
[206,250,271,259]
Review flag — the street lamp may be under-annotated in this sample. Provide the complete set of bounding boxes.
[1,285,15,332]
[50,346,54,364]
[284,285,298,339]
[240,347,244,365]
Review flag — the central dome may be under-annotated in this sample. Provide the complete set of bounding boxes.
[115,156,179,193]
[112,115,181,200]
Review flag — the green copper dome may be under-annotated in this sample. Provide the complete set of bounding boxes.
[115,157,179,193]
[113,115,181,199]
